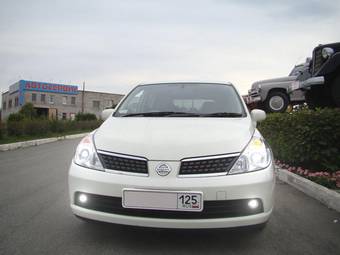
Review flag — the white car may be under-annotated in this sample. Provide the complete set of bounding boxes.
[69,82,275,229]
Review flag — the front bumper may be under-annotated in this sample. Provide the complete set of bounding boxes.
[247,89,262,104]
[69,162,275,229]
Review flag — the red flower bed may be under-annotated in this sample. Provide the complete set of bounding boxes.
[276,160,340,189]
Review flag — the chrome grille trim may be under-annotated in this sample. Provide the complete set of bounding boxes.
[181,153,240,162]
[97,150,148,161]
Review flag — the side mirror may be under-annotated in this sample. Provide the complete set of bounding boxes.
[101,108,115,120]
[251,109,266,122]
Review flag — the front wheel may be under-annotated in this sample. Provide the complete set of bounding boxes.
[264,91,289,113]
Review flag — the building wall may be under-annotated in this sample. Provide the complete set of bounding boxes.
[82,91,123,118]
[24,91,80,120]
[1,91,20,120]
[1,81,124,121]
[24,90,123,119]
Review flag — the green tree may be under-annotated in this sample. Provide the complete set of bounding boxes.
[19,103,37,119]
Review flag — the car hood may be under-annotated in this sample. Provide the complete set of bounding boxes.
[252,76,297,89]
[94,117,255,161]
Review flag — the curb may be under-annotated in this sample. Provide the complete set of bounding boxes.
[0,132,89,152]
[276,166,340,213]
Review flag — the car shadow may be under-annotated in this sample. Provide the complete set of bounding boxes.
[74,219,266,254]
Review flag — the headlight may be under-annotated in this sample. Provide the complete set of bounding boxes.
[321,47,334,59]
[74,134,104,171]
[229,132,272,174]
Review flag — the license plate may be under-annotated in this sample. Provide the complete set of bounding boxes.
[122,189,203,212]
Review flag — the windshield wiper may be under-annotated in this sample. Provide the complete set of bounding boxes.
[200,112,244,117]
[121,111,244,117]
[121,111,201,117]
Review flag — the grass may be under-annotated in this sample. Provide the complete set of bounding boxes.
[0,129,92,145]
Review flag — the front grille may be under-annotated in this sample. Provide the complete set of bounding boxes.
[74,192,264,219]
[249,88,260,97]
[313,48,325,75]
[98,152,148,174]
[179,156,238,175]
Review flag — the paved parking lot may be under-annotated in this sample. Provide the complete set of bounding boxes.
[0,139,339,255]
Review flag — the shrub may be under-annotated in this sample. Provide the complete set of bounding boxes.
[5,116,101,138]
[75,113,97,121]
[8,113,24,122]
[7,121,25,136]
[276,160,340,189]
[65,120,77,131]
[0,123,3,139]
[49,120,67,133]
[74,120,102,130]
[19,103,37,119]
[23,119,51,136]
[258,108,340,172]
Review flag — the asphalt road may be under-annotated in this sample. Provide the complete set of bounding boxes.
[0,139,340,255]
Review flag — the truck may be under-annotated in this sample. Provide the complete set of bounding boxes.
[288,42,340,108]
[247,59,311,113]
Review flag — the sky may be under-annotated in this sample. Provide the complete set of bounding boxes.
[0,0,340,99]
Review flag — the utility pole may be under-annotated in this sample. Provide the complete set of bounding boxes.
[81,81,85,113]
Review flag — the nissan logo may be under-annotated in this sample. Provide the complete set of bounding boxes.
[155,163,172,176]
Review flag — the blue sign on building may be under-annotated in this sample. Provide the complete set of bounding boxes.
[18,80,79,105]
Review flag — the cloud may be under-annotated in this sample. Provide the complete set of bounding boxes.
[218,0,339,19]
[0,0,339,99]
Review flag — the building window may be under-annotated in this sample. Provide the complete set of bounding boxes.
[41,94,46,103]
[62,96,67,105]
[14,97,19,107]
[9,99,12,108]
[71,97,76,105]
[70,113,76,120]
[3,101,6,110]
[107,100,114,108]
[32,93,37,102]
[49,95,54,104]
[93,100,100,109]
[62,113,67,120]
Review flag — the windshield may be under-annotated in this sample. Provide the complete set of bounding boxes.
[289,65,304,76]
[114,83,246,117]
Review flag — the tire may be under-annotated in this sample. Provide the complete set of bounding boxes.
[331,73,340,107]
[264,91,289,113]
[305,85,333,109]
